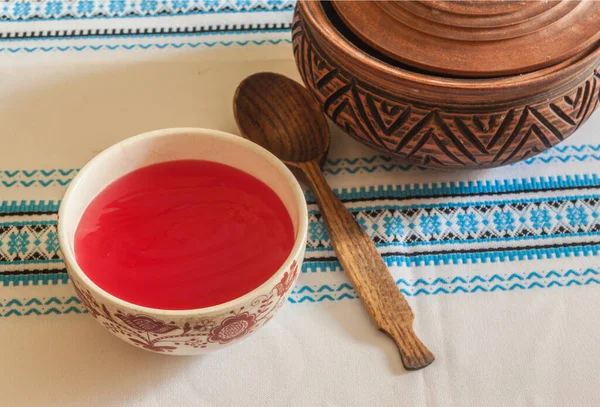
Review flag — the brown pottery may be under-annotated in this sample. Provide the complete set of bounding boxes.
[292,1,600,169]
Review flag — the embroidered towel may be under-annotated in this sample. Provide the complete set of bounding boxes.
[1,2,599,406]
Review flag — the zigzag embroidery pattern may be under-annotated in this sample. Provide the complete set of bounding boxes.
[324,144,600,169]
[320,154,600,176]
[2,268,599,316]
[0,39,291,54]
[322,143,600,173]
[0,155,594,186]
[289,268,600,303]
[4,172,600,202]
[3,152,600,185]
[0,144,600,180]
[0,295,86,317]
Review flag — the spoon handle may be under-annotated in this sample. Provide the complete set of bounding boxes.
[300,161,434,370]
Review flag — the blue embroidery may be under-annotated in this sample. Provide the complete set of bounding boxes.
[303,174,600,203]
[4,195,600,272]
[320,150,600,175]
[0,270,68,287]
[4,159,600,295]
[307,232,600,251]
[140,0,158,12]
[288,269,600,303]
[530,209,552,230]
[171,0,190,9]
[456,213,479,234]
[0,221,56,227]
[109,0,126,13]
[493,211,515,232]
[420,214,441,235]
[383,215,404,238]
[309,221,327,242]
[0,200,61,213]
[45,231,59,253]
[2,269,599,316]
[0,39,291,54]
[12,2,31,17]
[356,216,368,231]
[77,0,94,14]
[45,1,63,16]
[2,149,600,185]
[0,296,86,317]
[566,206,589,227]
[302,244,600,270]
[8,232,29,255]
[203,0,220,8]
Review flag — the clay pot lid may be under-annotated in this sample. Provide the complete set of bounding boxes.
[331,0,600,78]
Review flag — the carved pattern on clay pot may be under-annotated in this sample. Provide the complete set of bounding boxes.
[292,9,600,169]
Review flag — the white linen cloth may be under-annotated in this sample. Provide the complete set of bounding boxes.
[1,2,600,406]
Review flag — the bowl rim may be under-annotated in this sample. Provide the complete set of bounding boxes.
[58,127,308,317]
[299,0,600,91]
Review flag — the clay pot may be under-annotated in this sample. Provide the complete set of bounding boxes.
[292,1,600,169]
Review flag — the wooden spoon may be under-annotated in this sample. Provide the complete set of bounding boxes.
[233,72,434,370]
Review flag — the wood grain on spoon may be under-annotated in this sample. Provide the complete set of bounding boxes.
[233,72,434,370]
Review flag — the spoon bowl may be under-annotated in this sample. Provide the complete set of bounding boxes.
[234,72,330,165]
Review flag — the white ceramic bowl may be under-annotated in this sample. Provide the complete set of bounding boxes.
[58,128,307,355]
